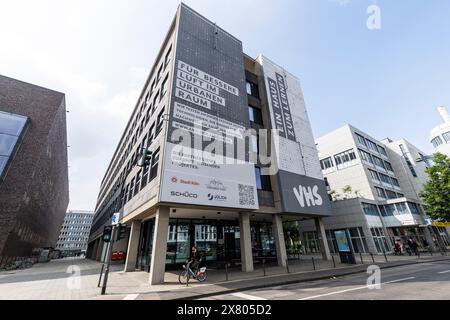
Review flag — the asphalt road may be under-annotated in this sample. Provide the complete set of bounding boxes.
[201,260,450,300]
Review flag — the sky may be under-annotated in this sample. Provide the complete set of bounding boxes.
[1,0,449,211]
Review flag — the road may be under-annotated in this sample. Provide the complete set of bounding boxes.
[201,260,450,300]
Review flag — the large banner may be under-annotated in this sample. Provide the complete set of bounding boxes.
[159,5,259,210]
[258,55,331,216]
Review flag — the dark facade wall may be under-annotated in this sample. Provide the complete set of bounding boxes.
[0,75,69,265]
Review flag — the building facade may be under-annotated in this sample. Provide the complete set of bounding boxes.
[0,75,69,267]
[56,210,94,255]
[298,124,443,255]
[429,106,450,157]
[87,3,333,285]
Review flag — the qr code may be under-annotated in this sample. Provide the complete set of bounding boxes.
[239,184,255,206]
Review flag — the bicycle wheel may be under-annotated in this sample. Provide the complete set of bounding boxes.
[178,269,189,285]
[197,271,207,282]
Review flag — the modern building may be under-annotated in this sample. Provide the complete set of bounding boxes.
[87,3,333,285]
[429,106,450,157]
[0,75,69,267]
[56,210,94,256]
[298,124,444,255]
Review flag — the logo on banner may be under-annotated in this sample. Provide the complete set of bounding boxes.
[171,191,198,199]
[293,185,323,208]
[206,179,227,191]
[208,193,227,202]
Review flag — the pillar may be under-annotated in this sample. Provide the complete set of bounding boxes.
[239,212,254,272]
[124,221,141,272]
[92,239,99,260]
[272,214,287,267]
[314,217,332,261]
[149,206,170,285]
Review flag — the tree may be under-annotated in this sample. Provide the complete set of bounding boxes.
[420,153,450,221]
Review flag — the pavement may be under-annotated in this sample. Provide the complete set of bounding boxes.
[0,253,448,300]
[202,259,450,300]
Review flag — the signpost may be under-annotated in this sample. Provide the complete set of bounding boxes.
[99,212,121,295]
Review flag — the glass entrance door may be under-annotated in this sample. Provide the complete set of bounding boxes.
[137,219,154,272]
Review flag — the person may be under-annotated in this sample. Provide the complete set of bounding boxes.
[394,241,402,255]
[189,246,201,275]
[404,240,412,256]
[407,238,418,256]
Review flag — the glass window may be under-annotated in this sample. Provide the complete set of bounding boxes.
[391,177,400,187]
[0,134,18,156]
[395,202,408,214]
[156,108,165,134]
[255,166,272,191]
[384,161,394,172]
[355,133,367,147]
[246,81,259,98]
[161,75,169,98]
[386,189,398,199]
[362,202,379,216]
[378,145,387,156]
[368,169,379,181]
[359,149,373,163]
[248,106,263,125]
[150,148,160,181]
[366,139,378,152]
[442,131,450,143]
[375,187,386,199]
[431,136,443,148]
[0,111,27,136]
[157,64,163,82]
[373,156,385,169]
[164,45,172,67]
[320,157,334,170]
[334,149,356,166]
[379,173,391,184]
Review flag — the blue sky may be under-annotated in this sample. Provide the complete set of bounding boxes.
[1,0,449,210]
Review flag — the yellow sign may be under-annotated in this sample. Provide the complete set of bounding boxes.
[432,222,450,227]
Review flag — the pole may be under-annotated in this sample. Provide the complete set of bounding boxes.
[286,258,290,273]
[383,251,388,262]
[262,259,266,276]
[225,262,229,281]
[312,257,316,270]
[359,252,364,264]
[370,253,375,263]
[332,255,336,268]
[101,226,115,295]
[97,243,109,287]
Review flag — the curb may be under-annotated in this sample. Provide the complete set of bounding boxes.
[172,256,450,300]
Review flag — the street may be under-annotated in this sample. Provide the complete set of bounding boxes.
[201,260,450,300]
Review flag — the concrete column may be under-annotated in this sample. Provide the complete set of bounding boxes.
[272,214,287,267]
[124,221,141,272]
[91,239,99,260]
[149,206,170,285]
[314,217,332,261]
[239,212,254,272]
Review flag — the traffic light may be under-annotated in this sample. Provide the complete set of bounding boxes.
[137,145,153,167]
[102,226,113,243]
[116,224,127,241]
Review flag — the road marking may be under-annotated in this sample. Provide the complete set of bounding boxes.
[298,277,415,300]
[123,294,139,300]
[438,270,450,274]
[231,292,268,300]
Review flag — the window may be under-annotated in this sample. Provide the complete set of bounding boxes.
[408,202,422,215]
[161,75,169,98]
[157,64,163,82]
[362,202,379,216]
[375,187,386,199]
[150,80,156,96]
[431,136,443,148]
[0,111,29,180]
[164,45,172,67]
[134,170,142,196]
[248,106,263,125]
[441,131,450,143]
[149,148,160,181]
[373,156,385,169]
[366,139,378,152]
[246,81,259,98]
[359,149,373,163]
[391,177,400,187]
[395,202,408,214]
[355,133,367,147]
[334,149,356,166]
[129,178,135,200]
[255,166,272,191]
[378,145,387,157]
[379,173,391,184]
[368,169,379,181]
[320,157,334,170]
[384,161,394,172]
[156,108,165,134]
[153,91,160,108]
[385,190,398,199]
[148,123,155,146]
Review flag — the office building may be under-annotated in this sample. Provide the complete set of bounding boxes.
[87,3,332,284]
[56,210,94,256]
[0,75,69,267]
[298,124,446,255]
[429,106,450,157]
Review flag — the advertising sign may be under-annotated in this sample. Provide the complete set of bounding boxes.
[334,230,351,253]
[159,5,258,209]
[258,55,331,216]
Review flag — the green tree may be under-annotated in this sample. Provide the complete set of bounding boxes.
[420,153,450,221]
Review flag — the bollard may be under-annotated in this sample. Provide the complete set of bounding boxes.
[370,253,375,263]
[263,259,266,277]
[225,262,229,281]
[383,251,388,262]
[429,248,433,256]
[332,255,336,268]
[312,257,316,270]
[286,258,290,274]
[359,252,364,264]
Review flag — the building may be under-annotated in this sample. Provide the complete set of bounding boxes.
[429,106,450,157]
[87,3,333,285]
[298,124,445,255]
[56,210,94,256]
[0,75,69,267]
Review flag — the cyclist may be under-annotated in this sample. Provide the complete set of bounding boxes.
[189,246,201,275]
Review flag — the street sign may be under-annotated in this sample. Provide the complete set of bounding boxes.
[111,212,120,226]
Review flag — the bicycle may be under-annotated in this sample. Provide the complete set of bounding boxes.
[178,260,207,285]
